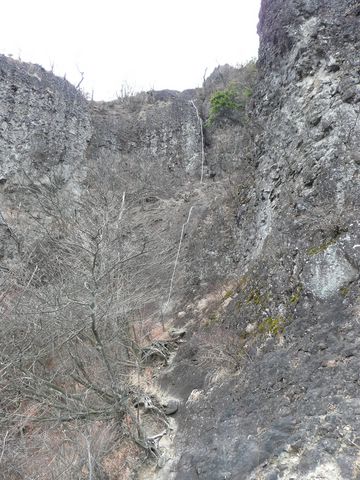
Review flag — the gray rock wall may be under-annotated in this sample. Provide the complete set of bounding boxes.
[0,54,92,180]
[167,2,360,479]
[0,55,92,271]
[254,0,360,302]
[89,91,203,196]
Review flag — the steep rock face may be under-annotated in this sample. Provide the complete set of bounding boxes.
[0,55,92,271]
[0,55,91,179]
[253,0,360,331]
[166,1,360,479]
[89,91,203,195]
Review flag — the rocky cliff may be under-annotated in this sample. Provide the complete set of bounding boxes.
[1,1,360,479]
[167,1,360,479]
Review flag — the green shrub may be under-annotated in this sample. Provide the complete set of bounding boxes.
[206,85,246,125]
[205,60,257,126]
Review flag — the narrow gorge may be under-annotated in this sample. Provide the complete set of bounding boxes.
[1,1,360,479]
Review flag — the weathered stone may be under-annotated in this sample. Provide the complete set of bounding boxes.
[303,246,358,299]
[163,399,179,415]
[0,55,91,180]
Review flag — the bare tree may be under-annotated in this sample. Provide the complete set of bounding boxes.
[0,164,174,478]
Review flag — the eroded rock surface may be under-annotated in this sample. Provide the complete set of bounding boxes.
[162,1,360,479]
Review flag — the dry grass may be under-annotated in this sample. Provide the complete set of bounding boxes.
[0,421,133,480]
[103,439,141,480]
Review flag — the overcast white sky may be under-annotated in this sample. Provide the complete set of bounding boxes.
[1,0,261,100]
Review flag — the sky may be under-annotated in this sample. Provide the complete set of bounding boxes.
[1,0,261,101]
